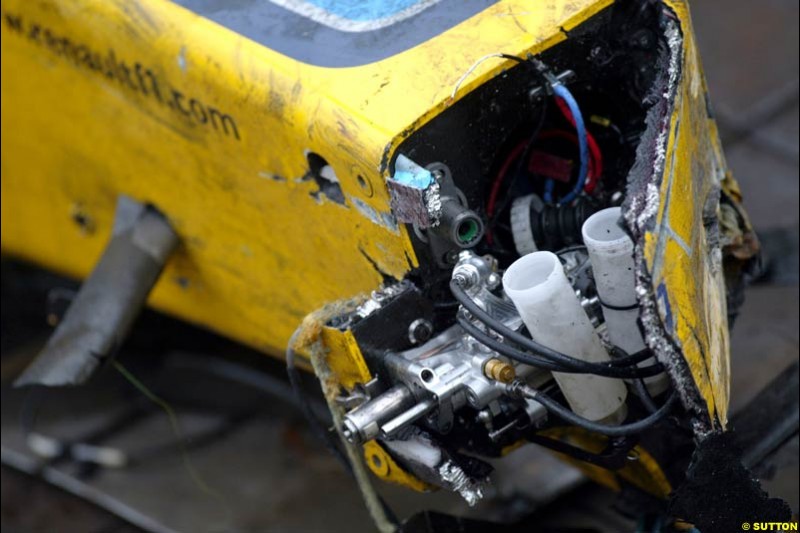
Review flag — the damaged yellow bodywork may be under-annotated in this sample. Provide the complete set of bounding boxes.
[2,0,744,493]
[640,0,747,429]
[1,0,609,358]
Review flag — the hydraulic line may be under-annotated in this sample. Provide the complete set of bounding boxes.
[456,315,662,378]
[450,279,664,378]
[509,381,678,437]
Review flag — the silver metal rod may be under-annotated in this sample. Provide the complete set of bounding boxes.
[15,197,178,387]
[341,385,415,443]
[379,399,436,439]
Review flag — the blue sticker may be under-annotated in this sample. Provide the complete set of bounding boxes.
[269,0,443,32]
[392,154,434,189]
[393,170,433,189]
[656,282,674,332]
[304,0,428,21]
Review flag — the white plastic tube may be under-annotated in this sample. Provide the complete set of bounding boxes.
[582,207,669,394]
[503,252,628,422]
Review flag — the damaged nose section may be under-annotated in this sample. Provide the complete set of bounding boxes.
[14,196,179,387]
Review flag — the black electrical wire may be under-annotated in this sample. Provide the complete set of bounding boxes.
[285,330,353,475]
[518,386,678,437]
[486,54,550,234]
[458,314,656,380]
[496,53,528,64]
[489,96,550,235]
[526,433,636,469]
[607,345,663,367]
[451,279,664,378]
[459,314,660,378]
[614,344,665,413]
[285,330,400,529]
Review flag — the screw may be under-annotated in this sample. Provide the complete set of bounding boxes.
[408,319,434,345]
[452,263,480,288]
[467,391,479,407]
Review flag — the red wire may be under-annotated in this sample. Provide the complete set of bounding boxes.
[485,140,527,244]
[536,130,598,179]
[555,97,603,193]
[487,140,527,220]
[484,99,605,243]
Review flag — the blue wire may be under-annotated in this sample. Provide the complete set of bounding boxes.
[546,83,588,205]
[544,179,555,202]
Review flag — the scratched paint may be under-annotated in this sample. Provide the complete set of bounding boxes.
[177,45,187,71]
[625,2,736,432]
[0,0,609,359]
[349,196,399,232]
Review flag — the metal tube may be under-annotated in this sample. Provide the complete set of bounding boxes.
[15,197,178,387]
[341,385,415,443]
[379,400,436,440]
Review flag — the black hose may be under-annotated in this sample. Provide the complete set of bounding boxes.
[520,386,678,437]
[458,315,655,379]
[459,314,660,379]
[607,345,657,367]
[451,280,664,378]
[526,433,636,469]
[165,351,330,419]
[633,377,660,414]
[457,316,565,371]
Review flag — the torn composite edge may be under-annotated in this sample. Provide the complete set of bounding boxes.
[622,8,714,435]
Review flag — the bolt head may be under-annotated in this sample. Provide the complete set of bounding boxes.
[408,319,434,345]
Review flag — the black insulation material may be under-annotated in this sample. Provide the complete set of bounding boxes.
[669,432,792,531]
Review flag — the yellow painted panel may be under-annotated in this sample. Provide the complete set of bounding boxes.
[643,0,732,426]
[1,0,609,358]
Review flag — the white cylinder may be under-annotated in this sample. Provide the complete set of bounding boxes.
[503,251,628,422]
[582,207,669,395]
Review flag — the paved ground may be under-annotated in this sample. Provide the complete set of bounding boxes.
[692,0,799,510]
[1,0,798,531]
